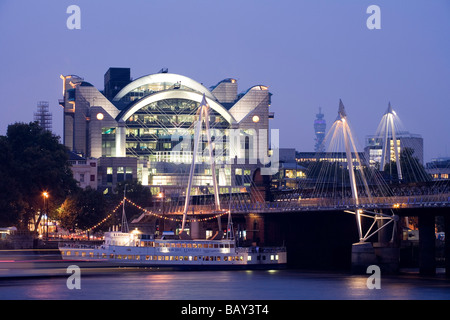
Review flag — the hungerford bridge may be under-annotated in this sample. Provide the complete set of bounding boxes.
[126,98,450,275]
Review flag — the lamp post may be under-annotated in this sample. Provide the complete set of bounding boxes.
[42,192,49,239]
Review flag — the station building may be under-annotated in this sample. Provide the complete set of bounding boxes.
[60,68,275,196]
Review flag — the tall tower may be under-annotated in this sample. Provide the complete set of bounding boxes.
[314,107,326,152]
[34,101,52,132]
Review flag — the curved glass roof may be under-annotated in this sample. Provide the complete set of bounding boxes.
[112,73,216,104]
[116,89,236,125]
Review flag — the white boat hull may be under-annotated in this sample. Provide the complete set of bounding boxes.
[59,232,287,270]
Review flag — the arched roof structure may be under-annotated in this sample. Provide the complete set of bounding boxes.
[113,73,217,102]
[116,89,237,125]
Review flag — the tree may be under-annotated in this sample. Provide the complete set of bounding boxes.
[0,122,79,229]
[75,187,107,231]
[58,197,78,232]
[383,147,431,183]
[58,187,108,232]
[114,180,152,222]
[0,136,21,226]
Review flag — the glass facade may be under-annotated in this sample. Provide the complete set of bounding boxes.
[118,82,200,104]
[120,98,230,161]
[102,95,234,188]
[63,69,273,193]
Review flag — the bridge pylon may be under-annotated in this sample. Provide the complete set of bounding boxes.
[334,100,400,272]
[378,102,403,180]
[180,94,221,235]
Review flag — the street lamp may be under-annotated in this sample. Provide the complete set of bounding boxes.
[42,192,49,239]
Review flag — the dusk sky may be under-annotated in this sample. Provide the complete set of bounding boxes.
[0,0,449,162]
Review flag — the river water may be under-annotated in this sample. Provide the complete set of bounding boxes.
[1,268,449,300]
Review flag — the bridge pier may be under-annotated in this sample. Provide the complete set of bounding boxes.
[351,241,400,274]
[445,215,450,277]
[246,214,265,246]
[418,214,436,275]
[351,242,378,274]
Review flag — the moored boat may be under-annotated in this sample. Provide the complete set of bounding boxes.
[59,231,287,270]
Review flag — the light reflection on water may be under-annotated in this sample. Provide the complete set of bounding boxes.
[0,269,450,300]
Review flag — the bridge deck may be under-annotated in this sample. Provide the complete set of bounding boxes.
[135,193,450,216]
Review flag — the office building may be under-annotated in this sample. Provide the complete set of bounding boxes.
[60,68,274,195]
[365,132,424,169]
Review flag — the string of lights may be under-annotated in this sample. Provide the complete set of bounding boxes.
[75,198,229,235]
[124,197,229,223]
[73,200,124,236]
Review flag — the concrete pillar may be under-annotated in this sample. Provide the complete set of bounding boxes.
[377,217,393,243]
[418,214,436,275]
[115,121,126,157]
[246,214,265,246]
[191,221,200,239]
[351,242,378,274]
[373,243,400,274]
[444,215,450,277]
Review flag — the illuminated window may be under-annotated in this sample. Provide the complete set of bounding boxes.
[107,167,113,183]
[117,167,124,182]
[285,170,295,178]
[297,171,306,178]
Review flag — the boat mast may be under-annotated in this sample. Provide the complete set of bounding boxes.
[226,186,234,240]
[121,184,129,233]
